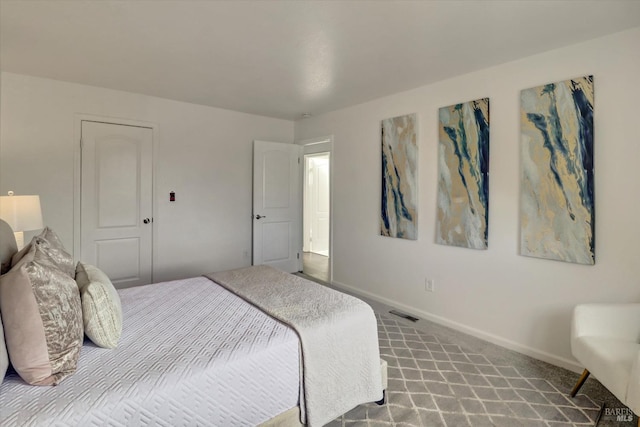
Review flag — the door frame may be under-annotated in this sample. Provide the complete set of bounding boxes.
[73,114,159,281]
[297,135,333,282]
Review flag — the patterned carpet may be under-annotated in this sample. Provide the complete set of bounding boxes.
[327,313,605,427]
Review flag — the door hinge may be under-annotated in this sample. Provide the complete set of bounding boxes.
[297,253,300,259]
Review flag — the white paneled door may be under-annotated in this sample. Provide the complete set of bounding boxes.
[253,140,302,273]
[80,121,153,288]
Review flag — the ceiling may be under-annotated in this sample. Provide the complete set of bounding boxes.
[1,1,639,121]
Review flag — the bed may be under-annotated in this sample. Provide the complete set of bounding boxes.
[0,219,386,426]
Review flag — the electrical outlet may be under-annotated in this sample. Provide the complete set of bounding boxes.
[243,250,250,259]
[425,278,435,292]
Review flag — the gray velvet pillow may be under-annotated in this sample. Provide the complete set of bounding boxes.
[12,227,74,278]
[0,240,83,385]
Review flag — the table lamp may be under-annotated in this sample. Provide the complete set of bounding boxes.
[0,191,44,249]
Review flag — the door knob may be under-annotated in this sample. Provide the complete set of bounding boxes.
[143,218,151,224]
[255,214,266,220]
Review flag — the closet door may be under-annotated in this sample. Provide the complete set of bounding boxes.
[81,121,153,288]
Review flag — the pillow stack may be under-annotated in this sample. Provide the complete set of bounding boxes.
[0,227,124,386]
[0,228,83,385]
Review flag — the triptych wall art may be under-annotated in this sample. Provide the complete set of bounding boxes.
[381,113,418,240]
[520,75,595,265]
[436,98,490,250]
[379,75,594,265]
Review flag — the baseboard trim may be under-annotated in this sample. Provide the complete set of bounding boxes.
[330,279,582,374]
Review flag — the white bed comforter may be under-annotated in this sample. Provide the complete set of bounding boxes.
[0,276,300,426]
[207,265,383,427]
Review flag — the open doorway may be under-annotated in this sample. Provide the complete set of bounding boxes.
[301,140,331,282]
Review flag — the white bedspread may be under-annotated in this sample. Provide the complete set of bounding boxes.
[0,276,300,426]
[207,265,383,427]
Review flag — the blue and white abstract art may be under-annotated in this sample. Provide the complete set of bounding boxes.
[381,113,418,240]
[520,76,595,264]
[436,98,490,249]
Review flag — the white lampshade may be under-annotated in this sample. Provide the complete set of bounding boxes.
[0,193,44,232]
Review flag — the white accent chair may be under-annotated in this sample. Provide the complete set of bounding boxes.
[570,303,640,424]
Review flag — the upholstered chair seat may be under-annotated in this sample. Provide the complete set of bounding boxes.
[570,303,640,422]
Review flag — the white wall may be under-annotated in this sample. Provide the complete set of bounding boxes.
[0,72,294,282]
[294,27,640,370]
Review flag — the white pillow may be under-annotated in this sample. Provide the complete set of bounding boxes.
[75,262,123,349]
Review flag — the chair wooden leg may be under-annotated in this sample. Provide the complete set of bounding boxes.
[570,369,590,397]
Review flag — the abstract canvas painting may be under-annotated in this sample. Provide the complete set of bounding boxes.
[381,113,418,240]
[520,75,594,264]
[436,98,490,249]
